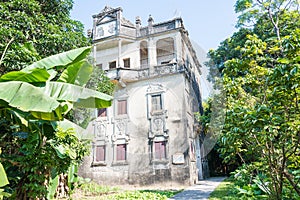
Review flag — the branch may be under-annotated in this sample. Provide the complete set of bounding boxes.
[0,38,14,67]
[286,131,300,159]
[237,152,246,164]
[268,7,280,40]
[283,170,300,196]
[283,0,294,11]
[256,0,264,5]
[0,157,20,166]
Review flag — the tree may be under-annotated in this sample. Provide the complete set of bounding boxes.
[0,47,113,199]
[206,0,300,199]
[0,0,90,75]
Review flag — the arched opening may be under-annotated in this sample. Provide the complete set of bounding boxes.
[156,37,175,65]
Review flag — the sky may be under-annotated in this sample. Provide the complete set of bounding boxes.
[71,0,238,53]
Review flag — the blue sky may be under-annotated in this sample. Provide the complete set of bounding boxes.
[71,0,238,53]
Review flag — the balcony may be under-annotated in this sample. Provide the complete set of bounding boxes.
[106,63,186,84]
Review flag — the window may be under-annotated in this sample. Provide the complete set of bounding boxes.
[109,61,116,69]
[151,94,162,112]
[95,145,105,162]
[96,63,103,69]
[97,108,107,117]
[123,58,130,68]
[154,141,167,160]
[117,100,127,115]
[116,144,126,161]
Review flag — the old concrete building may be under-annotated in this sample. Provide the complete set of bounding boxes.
[79,6,208,185]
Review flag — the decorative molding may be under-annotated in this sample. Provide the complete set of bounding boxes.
[95,121,110,142]
[146,83,165,94]
[112,118,130,143]
[153,63,177,76]
[149,114,169,139]
[114,88,129,99]
[138,69,150,79]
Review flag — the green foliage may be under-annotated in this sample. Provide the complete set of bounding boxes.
[209,178,240,200]
[78,181,119,196]
[206,28,252,84]
[71,181,181,199]
[86,65,115,95]
[0,149,10,200]
[73,66,116,128]
[139,189,183,198]
[106,191,168,200]
[0,47,113,199]
[206,0,300,199]
[0,0,90,75]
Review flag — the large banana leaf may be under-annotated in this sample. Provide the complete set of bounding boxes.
[46,170,59,200]
[22,46,91,72]
[0,81,59,112]
[57,60,93,86]
[0,163,9,187]
[43,82,113,108]
[0,68,50,83]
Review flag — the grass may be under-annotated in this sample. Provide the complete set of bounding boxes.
[209,178,240,200]
[139,189,183,198]
[78,181,120,196]
[105,189,182,200]
[69,181,183,199]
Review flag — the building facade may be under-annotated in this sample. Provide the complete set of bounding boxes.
[79,6,208,185]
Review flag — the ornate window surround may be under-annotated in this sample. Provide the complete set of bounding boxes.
[92,140,107,166]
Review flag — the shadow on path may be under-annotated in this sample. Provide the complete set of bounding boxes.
[169,177,226,200]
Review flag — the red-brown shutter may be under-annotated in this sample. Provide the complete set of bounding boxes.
[154,141,166,159]
[117,144,126,161]
[118,100,127,115]
[96,146,105,162]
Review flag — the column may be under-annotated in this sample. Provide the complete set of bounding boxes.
[148,38,157,74]
[118,38,122,68]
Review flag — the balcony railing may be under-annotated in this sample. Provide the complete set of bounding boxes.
[106,62,186,83]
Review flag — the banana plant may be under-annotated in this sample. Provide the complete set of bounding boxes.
[0,46,112,119]
[0,46,113,199]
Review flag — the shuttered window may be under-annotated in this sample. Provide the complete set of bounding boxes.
[154,141,166,160]
[151,94,162,112]
[95,145,105,162]
[116,144,126,161]
[117,100,127,115]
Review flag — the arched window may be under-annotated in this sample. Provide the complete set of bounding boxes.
[140,41,148,69]
[156,37,174,65]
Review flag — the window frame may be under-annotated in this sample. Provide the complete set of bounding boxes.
[151,94,163,112]
[92,143,107,166]
[117,99,128,116]
[116,144,127,161]
[154,141,167,160]
[109,61,116,69]
[123,58,130,68]
[95,145,106,162]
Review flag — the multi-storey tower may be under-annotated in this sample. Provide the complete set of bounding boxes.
[79,6,208,185]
